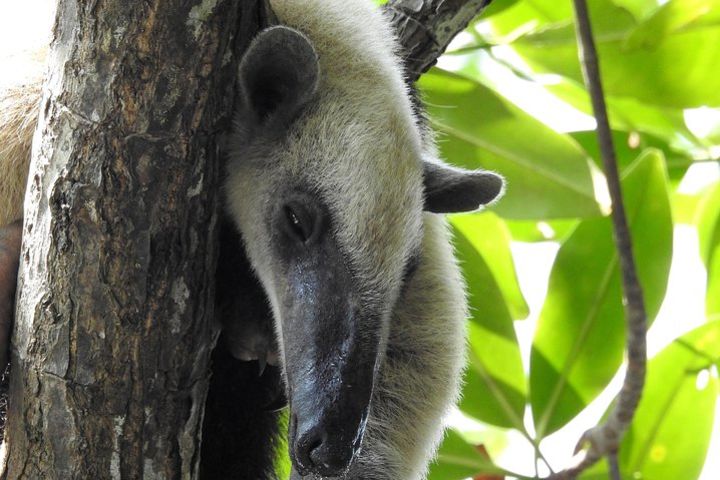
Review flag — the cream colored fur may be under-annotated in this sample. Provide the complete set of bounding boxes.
[0,61,43,226]
[226,1,468,479]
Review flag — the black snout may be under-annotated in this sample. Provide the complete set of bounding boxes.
[291,411,366,477]
[270,191,387,477]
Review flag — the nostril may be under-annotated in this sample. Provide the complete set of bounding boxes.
[307,435,354,477]
[292,416,358,476]
[294,426,324,474]
[309,443,350,476]
[306,434,324,460]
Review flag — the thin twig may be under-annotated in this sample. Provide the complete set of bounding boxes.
[549,1,649,478]
[608,452,621,480]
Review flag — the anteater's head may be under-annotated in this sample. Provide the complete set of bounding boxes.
[226,26,503,478]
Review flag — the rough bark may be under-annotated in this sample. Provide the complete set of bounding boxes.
[383,0,494,82]
[5,1,265,478]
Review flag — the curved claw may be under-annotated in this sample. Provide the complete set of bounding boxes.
[257,356,267,377]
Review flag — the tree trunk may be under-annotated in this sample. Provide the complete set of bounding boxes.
[5,1,263,478]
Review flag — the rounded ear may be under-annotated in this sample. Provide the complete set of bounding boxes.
[237,26,319,128]
[423,161,504,213]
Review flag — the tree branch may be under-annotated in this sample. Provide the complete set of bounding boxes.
[383,0,494,82]
[549,1,648,477]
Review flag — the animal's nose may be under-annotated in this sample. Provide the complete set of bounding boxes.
[293,420,356,477]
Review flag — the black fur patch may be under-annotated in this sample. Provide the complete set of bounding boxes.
[200,218,285,480]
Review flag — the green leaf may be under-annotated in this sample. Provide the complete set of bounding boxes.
[530,150,673,436]
[696,182,720,267]
[427,430,510,480]
[625,0,720,50]
[620,321,720,479]
[570,129,695,183]
[419,69,602,220]
[480,0,522,19]
[708,252,720,318]
[479,0,573,42]
[452,226,527,429]
[696,183,720,316]
[611,0,662,20]
[512,0,720,108]
[539,76,702,150]
[577,461,610,480]
[450,212,529,319]
[505,218,579,243]
[274,411,291,479]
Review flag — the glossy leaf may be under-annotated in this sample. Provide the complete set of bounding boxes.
[530,150,673,436]
[419,69,602,219]
[570,129,695,183]
[480,0,522,19]
[540,76,702,150]
[450,212,529,319]
[505,218,579,243]
[611,0,662,20]
[479,0,573,42]
[511,0,720,108]
[705,257,720,320]
[452,226,527,429]
[696,183,720,267]
[624,0,720,50]
[427,430,510,480]
[696,183,720,317]
[620,321,720,479]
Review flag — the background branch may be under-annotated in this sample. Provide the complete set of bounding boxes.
[549,0,648,477]
[383,0,494,82]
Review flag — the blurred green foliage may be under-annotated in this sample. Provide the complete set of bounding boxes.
[421,0,720,478]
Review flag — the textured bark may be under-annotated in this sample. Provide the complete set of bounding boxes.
[383,0,494,82]
[5,1,264,478]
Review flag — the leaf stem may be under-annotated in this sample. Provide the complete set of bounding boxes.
[518,429,555,475]
[608,453,621,480]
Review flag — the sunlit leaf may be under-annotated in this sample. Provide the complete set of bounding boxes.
[275,411,291,479]
[530,150,673,436]
[696,182,720,317]
[420,69,602,220]
[427,430,511,480]
[511,0,720,108]
[624,0,720,50]
[696,183,720,267]
[480,0,522,19]
[451,212,529,319]
[611,0,662,20]
[479,0,573,42]
[537,76,702,150]
[570,129,695,184]
[620,321,720,479]
[452,226,527,429]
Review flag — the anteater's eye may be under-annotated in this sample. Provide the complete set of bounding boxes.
[284,205,312,243]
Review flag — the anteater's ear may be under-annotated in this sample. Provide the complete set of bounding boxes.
[423,161,504,213]
[237,26,319,127]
